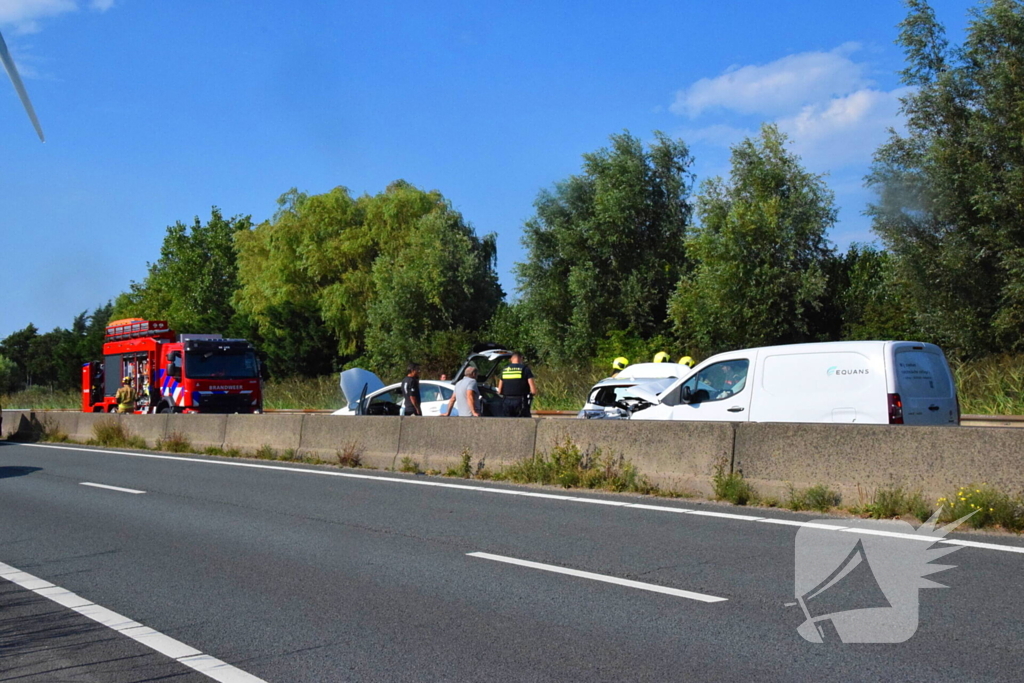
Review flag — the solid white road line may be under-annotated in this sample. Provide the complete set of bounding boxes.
[468,552,728,603]
[80,482,146,494]
[0,559,266,683]
[18,442,1024,556]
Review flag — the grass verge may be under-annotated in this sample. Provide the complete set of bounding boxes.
[156,431,192,453]
[491,438,657,494]
[712,459,755,505]
[89,419,147,449]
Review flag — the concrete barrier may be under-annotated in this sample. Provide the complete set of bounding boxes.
[19,410,1024,506]
[299,415,402,468]
[397,417,538,473]
[32,411,79,441]
[165,414,228,451]
[121,414,169,448]
[1,410,34,440]
[734,423,1024,502]
[223,414,303,454]
[77,412,119,443]
[535,419,734,495]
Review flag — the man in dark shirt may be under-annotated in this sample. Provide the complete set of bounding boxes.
[498,352,537,417]
[401,363,422,416]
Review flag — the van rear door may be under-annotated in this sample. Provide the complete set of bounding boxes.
[890,343,958,425]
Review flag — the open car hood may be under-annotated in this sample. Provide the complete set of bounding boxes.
[339,368,386,411]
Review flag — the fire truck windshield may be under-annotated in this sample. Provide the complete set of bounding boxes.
[185,350,259,379]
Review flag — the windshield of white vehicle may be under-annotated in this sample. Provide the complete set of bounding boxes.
[667,359,750,404]
[185,351,259,379]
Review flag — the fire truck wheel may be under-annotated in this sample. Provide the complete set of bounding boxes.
[158,404,175,414]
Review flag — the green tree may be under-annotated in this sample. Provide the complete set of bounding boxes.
[113,208,253,334]
[234,181,501,375]
[668,124,836,355]
[365,206,502,373]
[0,324,38,389]
[868,0,1024,356]
[836,246,918,341]
[0,354,16,394]
[516,131,694,364]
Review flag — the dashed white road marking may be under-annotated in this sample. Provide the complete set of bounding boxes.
[80,482,146,494]
[468,551,728,602]
[17,442,1024,556]
[0,560,266,683]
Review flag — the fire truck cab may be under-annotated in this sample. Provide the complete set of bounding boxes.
[82,319,265,414]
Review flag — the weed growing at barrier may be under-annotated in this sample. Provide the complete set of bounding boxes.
[89,420,147,449]
[492,438,656,493]
[38,418,70,443]
[445,450,473,478]
[712,459,755,506]
[850,485,932,522]
[399,456,421,474]
[254,445,277,460]
[156,431,192,453]
[337,443,363,468]
[938,485,1024,532]
[786,484,842,512]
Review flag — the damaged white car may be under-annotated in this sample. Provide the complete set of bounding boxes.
[333,344,514,416]
[577,362,690,420]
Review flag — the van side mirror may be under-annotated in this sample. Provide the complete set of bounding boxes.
[681,385,693,403]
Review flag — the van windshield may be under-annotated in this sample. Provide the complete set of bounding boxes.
[895,349,952,399]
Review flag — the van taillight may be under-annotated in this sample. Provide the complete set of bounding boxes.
[888,393,904,424]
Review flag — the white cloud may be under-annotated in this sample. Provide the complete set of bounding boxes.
[670,44,912,173]
[777,87,910,170]
[0,0,114,33]
[671,42,870,118]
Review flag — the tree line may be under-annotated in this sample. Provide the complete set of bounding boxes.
[3,0,1023,393]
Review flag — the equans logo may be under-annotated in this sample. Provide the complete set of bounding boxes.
[827,367,869,377]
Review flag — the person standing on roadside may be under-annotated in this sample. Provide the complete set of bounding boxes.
[401,363,422,416]
[445,366,482,417]
[498,352,537,418]
[115,376,136,414]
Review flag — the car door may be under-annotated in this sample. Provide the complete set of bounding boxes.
[663,358,754,421]
[419,383,451,416]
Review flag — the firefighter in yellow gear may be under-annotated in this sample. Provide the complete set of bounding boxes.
[611,357,629,377]
[115,377,136,414]
[653,351,670,363]
[679,356,695,368]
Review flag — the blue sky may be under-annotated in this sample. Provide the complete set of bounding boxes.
[0,0,974,339]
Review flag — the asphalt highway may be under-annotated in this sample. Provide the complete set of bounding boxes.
[1,440,1023,682]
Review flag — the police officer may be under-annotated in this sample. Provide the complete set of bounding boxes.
[498,352,537,418]
[611,357,629,378]
[115,376,136,414]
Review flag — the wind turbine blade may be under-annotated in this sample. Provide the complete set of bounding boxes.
[0,29,45,142]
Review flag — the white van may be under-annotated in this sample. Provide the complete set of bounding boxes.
[628,341,959,425]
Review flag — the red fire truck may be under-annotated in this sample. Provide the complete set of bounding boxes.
[82,319,265,414]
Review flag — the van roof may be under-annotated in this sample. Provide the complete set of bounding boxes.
[699,340,941,365]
